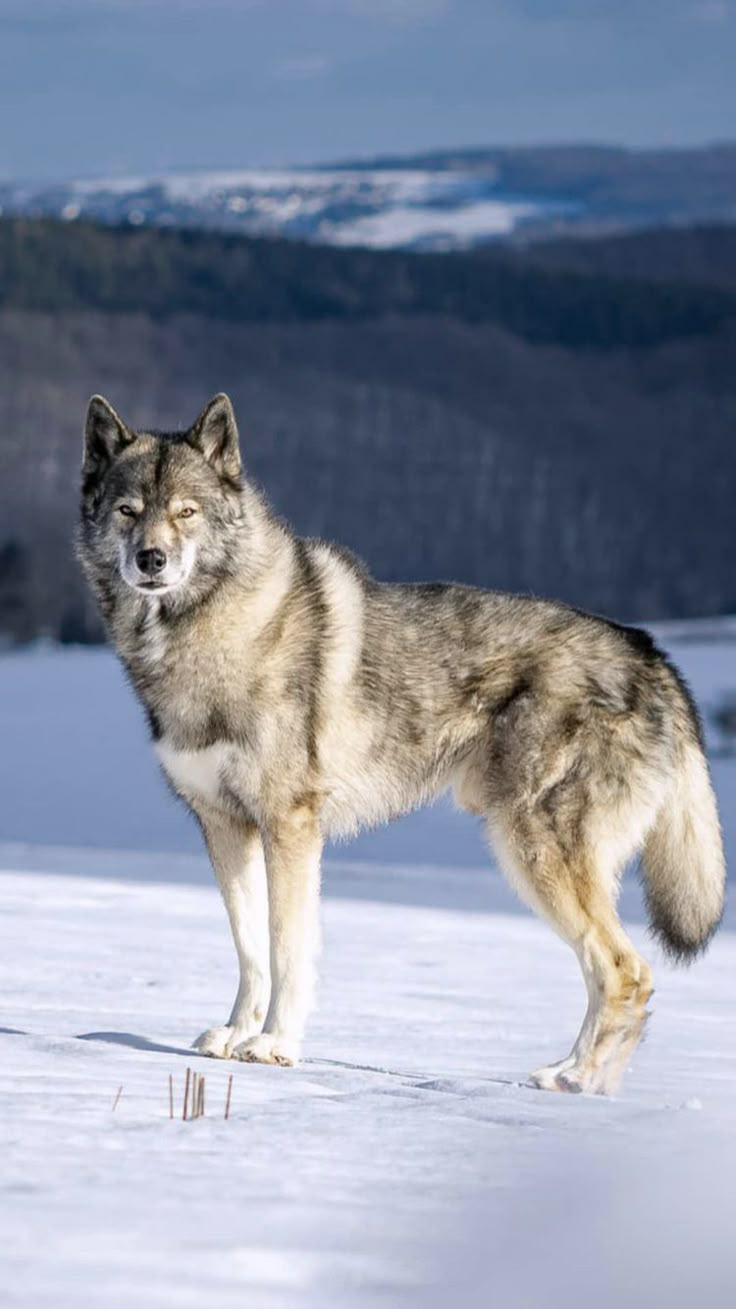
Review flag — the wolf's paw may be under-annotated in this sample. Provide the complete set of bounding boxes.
[529,1061,587,1094]
[192,1026,243,1059]
[231,1034,300,1067]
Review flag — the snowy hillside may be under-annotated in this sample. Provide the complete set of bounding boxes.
[0,165,553,250]
[1,619,734,1305]
[5,143,736,250]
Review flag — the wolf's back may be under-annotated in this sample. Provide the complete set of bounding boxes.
[641,687,725,961]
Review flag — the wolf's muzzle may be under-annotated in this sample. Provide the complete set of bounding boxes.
[136,548,167,576]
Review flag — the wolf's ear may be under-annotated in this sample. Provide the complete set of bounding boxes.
[189,393,241,480]
[83,395,135,479]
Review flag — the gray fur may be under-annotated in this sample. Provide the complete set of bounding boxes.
[78,392,726,1092]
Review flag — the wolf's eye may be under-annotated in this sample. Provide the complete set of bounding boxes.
[118,504,136,517]
[178,507,196,519]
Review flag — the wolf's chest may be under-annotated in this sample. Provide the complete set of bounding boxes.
[155,739,259,817]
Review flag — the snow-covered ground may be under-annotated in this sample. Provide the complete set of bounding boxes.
[0,620,734,1305]
[2,864,736,1307]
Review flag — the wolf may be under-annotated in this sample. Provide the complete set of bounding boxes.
[78,392,725,1094]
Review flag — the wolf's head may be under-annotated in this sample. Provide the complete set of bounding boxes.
[79,393,251,606]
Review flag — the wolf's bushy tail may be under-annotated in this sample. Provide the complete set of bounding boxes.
[642,732,725,963]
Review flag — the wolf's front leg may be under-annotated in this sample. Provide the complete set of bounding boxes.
[233,803,322,1067]
[192,808,271,1059]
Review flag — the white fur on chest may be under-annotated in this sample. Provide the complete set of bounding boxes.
[155,740,242,809]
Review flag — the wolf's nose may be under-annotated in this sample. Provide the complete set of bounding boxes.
[136,547,167,575]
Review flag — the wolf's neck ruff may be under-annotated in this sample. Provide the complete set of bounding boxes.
[77,391,725,1091]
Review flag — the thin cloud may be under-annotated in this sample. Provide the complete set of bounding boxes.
[273,54,331,81]
[314,0,448,17]
[688,1,732,21]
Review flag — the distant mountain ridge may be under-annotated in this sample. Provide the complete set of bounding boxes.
[2,143,736,251]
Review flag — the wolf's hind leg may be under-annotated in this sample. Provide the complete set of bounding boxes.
[192,809,271,1059]
[491,820,652,1095]
[233,802,322,1067]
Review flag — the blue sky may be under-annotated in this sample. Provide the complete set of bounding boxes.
[1,0,734,179]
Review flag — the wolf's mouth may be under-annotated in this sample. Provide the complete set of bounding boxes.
[121,567,189,596]
[132,578,179,594]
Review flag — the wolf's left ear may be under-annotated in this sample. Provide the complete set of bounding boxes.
[189,394,241,480]
[83,395,135,479]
